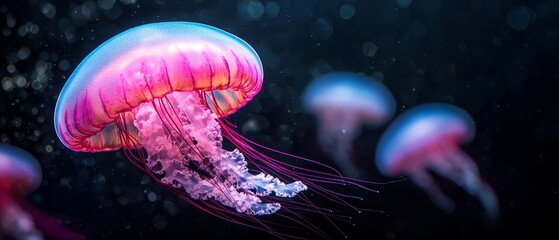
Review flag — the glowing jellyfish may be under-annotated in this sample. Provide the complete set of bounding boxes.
[54,22,374,238]
[0,143,43,240]
[303,72,396,177]
[0,144,81,240]
[375,103,499,218]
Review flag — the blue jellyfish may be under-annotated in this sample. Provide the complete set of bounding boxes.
[375,103,499,218]
[303,72,396,177]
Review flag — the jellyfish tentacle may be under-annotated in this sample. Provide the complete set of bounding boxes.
[133,91,307,215]
[410,168,455,213]
[317,110,364,178]
[170,91,307,200]
[317,122,353,171]
[233,153,308,198]
[434,147,482,192]
[476,183,500,219]
[430,148,499,218]
[0,196,44,240]
[446,151,500,218]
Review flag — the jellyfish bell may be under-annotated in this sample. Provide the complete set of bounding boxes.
[303,71,396,177]
[375,104,475,176]
[303,72,396,128]
[0,144,42,196]
[54,21,262,152]
[376,103,499,219]
[55,22,377,238]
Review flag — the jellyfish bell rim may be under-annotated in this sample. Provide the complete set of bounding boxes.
[375,103,476,176]
[302,71,396,125]
[54,21,264,152]
[0,144,42,193]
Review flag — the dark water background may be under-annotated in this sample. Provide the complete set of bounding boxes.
[1,0,558,239]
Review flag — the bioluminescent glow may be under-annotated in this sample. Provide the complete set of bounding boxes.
[376,103,499,218]
[303,71,395,177]
[55,22,377,239]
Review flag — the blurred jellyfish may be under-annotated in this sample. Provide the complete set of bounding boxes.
[54,22,376,239]
[0,144,81,240]
[0,144,43,240]
[303,72,396,177]
[375,103,499,218]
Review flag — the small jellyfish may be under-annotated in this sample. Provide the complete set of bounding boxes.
[375,103,499,218]
[55,22,375,238]
[0,143,43,240]
[0,144,81,240]
[303,72,396,177]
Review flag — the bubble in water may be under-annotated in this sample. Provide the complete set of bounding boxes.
[2,77,14,92]
[362,42,378,57]
[506,6,535,31]
[239,0,265,20]
[29,24,39,34]
[163,200,178,216]
[11,117,22,128]
[6,17,16,28]
[242,115,270,133]
[6,64,16,73]
[14,75,26,87]
[412,20,427,37]
[396,0,413,8]
[98,0,116,10]
[310,18,333,40]
[120,0,138,5]
[265,1,280,17]
[309,60,333,77]
[372,72,384,82]
[339,4,356,20]
[247,1,265,19]
[81,1,99,20]
[147,192,157,202]
[17,47,31,60]
[41,2,57,19]
[58,59,70,71]
[153,215,167,230]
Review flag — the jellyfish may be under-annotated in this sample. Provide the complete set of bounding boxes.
[375,103,499,218]
[0,143,44,240]
[0,144,82,240]
[54,22,375,238]
[303,72,396,177]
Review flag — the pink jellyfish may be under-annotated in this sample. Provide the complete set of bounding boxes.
[303,72,396,177]
[0,143,43,240]
[375,103,499,218]
[54,22,375,239]
[0,144,81,240]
